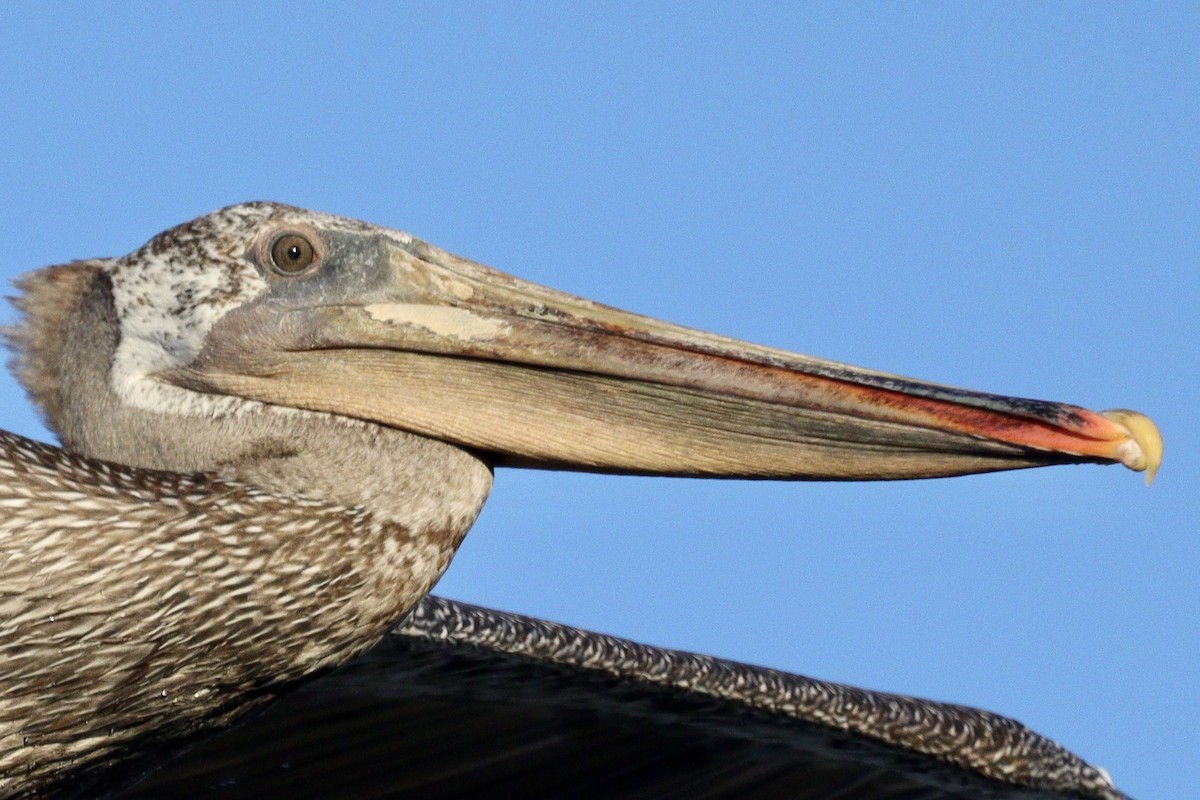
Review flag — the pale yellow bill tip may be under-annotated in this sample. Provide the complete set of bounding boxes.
[1101,409,1163,486]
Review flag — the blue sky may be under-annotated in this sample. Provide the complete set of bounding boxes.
[1,5,1195,798]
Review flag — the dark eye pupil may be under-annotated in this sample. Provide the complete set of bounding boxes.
[287,244,302,261]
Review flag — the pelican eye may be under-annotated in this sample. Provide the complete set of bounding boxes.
[269,233,318,274]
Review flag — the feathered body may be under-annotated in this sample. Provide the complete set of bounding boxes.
[0,430,453,791]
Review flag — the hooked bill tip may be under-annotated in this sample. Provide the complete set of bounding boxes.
[1100,409,1163,486]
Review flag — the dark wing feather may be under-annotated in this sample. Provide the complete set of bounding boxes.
[116,596,1124,800]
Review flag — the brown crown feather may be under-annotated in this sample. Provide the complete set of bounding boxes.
[4,260,107,436]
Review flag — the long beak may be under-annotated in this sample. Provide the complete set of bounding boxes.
[170,236,1162,483]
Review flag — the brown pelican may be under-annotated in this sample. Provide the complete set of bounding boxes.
[0,203,1161,798]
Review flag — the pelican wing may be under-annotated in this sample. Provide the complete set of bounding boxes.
[117,597,1124,800]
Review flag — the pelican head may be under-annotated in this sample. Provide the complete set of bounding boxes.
[14,201,1160,488]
